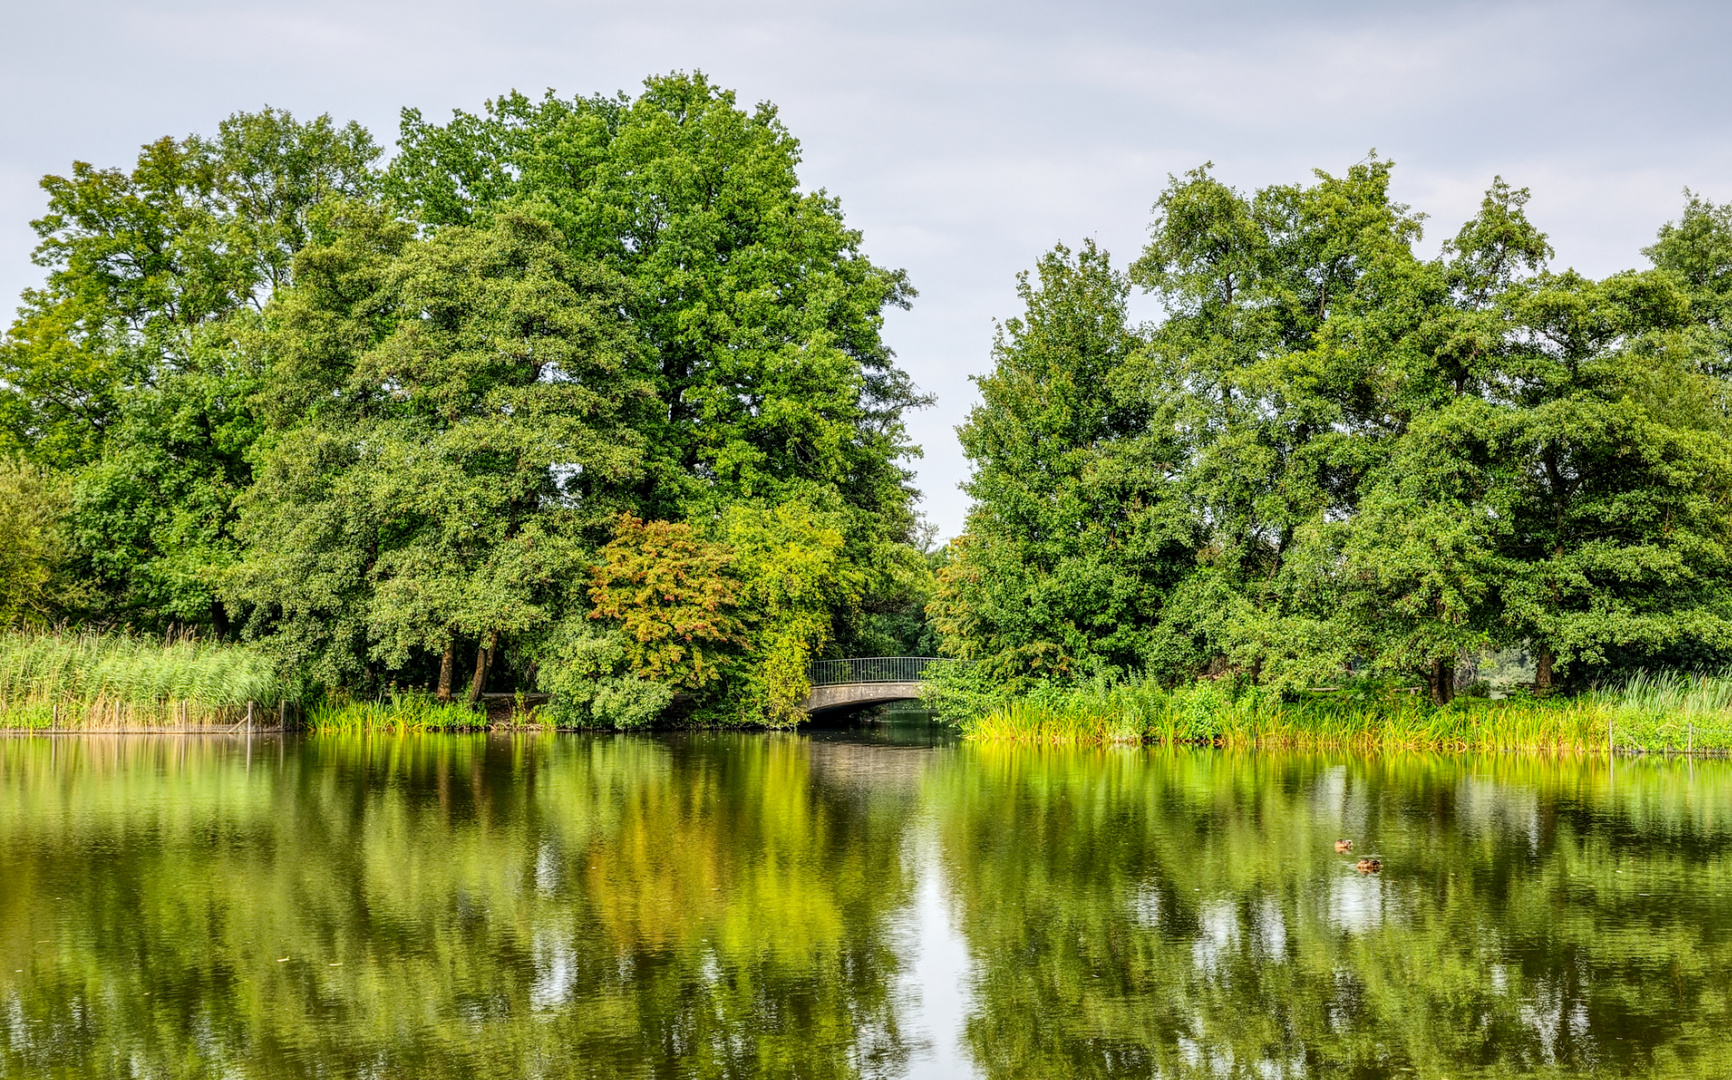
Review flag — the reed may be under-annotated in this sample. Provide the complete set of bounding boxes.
[0,629,283,729]
[961,671,1732,753]
[303,690,494,734]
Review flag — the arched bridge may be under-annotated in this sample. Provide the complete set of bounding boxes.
[801,657,952,714]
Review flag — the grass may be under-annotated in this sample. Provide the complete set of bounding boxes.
[0,629,284,730]
[304,690,508,734]
[957,671,1732,753]
[0,630,555,734]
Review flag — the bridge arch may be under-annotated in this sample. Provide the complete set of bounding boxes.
[800,657,952,714]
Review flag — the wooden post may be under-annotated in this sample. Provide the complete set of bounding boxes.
[1608,718,1614,758]
[247,701,254,735]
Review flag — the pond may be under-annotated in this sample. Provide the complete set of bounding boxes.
[0,724,1727,1078]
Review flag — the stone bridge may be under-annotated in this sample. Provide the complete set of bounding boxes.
[800,657,952,714]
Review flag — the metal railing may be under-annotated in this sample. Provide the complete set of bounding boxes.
[807,657,952,686]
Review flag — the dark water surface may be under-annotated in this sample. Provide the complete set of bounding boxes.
[0,726,1729,1078]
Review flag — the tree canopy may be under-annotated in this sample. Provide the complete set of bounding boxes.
[8,83,1730,720]
[937,161,1732,701]
[1,74,932,726]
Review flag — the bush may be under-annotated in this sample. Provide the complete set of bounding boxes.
[535,621,674,729]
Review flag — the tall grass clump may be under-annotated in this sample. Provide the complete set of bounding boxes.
[0,629,285,729]
[304,690,493,734]
[1590,669,1732,750]
[955,669,1732,754]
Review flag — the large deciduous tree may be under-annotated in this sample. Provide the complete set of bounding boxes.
[937,163,1732,697]
[0,109,379,632]
[230,206,647,688]
[931,241,1192,680]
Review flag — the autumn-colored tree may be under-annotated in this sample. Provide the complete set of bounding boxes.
[588,514,745,689]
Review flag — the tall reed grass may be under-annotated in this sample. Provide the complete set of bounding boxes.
[0,629,284,729]
[960,671,1732,753]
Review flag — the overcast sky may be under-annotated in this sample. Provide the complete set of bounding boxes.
[2,0,1727,535]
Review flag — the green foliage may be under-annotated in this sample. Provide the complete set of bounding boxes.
[933,241,1193,678]
[1646,189,1732,369]
[388,73,924,526]
[587,514,743,689]
[719,500,867,726]
[0,108,379,633]
[0,458,75,627]
[534,620,676,728]
[229,205,646,685]
[938,162,1732,705]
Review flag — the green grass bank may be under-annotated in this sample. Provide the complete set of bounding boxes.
[940,671,1732,754]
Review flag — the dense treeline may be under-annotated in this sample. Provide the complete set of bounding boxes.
[936,161,1732,705]
[8,83,1730,728]
[0,74,937,726]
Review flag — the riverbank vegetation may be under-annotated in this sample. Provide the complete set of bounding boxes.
[0,629,279,728]
[933,160,1732,743]
[939,669,1732,752]
[0,74,938,729]
[7,75,1732,740]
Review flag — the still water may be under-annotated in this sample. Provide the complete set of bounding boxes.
[0,725,1728,1078]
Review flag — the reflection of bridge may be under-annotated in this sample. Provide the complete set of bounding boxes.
[801,657,950,714]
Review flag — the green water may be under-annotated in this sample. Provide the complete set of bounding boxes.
[0,728,1728,1078]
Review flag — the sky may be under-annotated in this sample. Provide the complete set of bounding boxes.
[2,0,1728,536]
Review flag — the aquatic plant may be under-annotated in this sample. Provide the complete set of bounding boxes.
[0,629,283,729]
[303,690,493,734]
[959,672,1732,753]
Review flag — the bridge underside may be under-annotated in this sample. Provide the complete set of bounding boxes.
[801,681,925,714]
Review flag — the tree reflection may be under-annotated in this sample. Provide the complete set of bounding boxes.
[0,734,921,1078]
[2,736,1729,1079]
[926,747,1732,1079]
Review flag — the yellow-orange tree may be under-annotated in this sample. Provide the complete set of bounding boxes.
[588,514,743,690]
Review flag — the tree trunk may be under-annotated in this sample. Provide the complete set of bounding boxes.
[1535,644,1554,692]
[467,630,499,705]
[437,637,456,702]
[1431,658,1455,706]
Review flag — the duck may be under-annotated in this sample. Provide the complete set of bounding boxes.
[1355,858,1383,874]
[1334,839,1353,852]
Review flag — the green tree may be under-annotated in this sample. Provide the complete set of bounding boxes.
[1327,180,1551,702]
[0,459,75,627]
[1124,160,1427,688]
[1493,268,1732,687]
[721,498,867,725]
[388,73,924,528]
[932,241,1192,679]
[229,207,647,690]
[0,109,379,631]
[1646,191,1732,373]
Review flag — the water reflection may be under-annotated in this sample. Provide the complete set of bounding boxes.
[936,747,1732,1079]
[0,734,1726,1078]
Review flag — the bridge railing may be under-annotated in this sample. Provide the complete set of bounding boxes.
[807,657,955,686]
